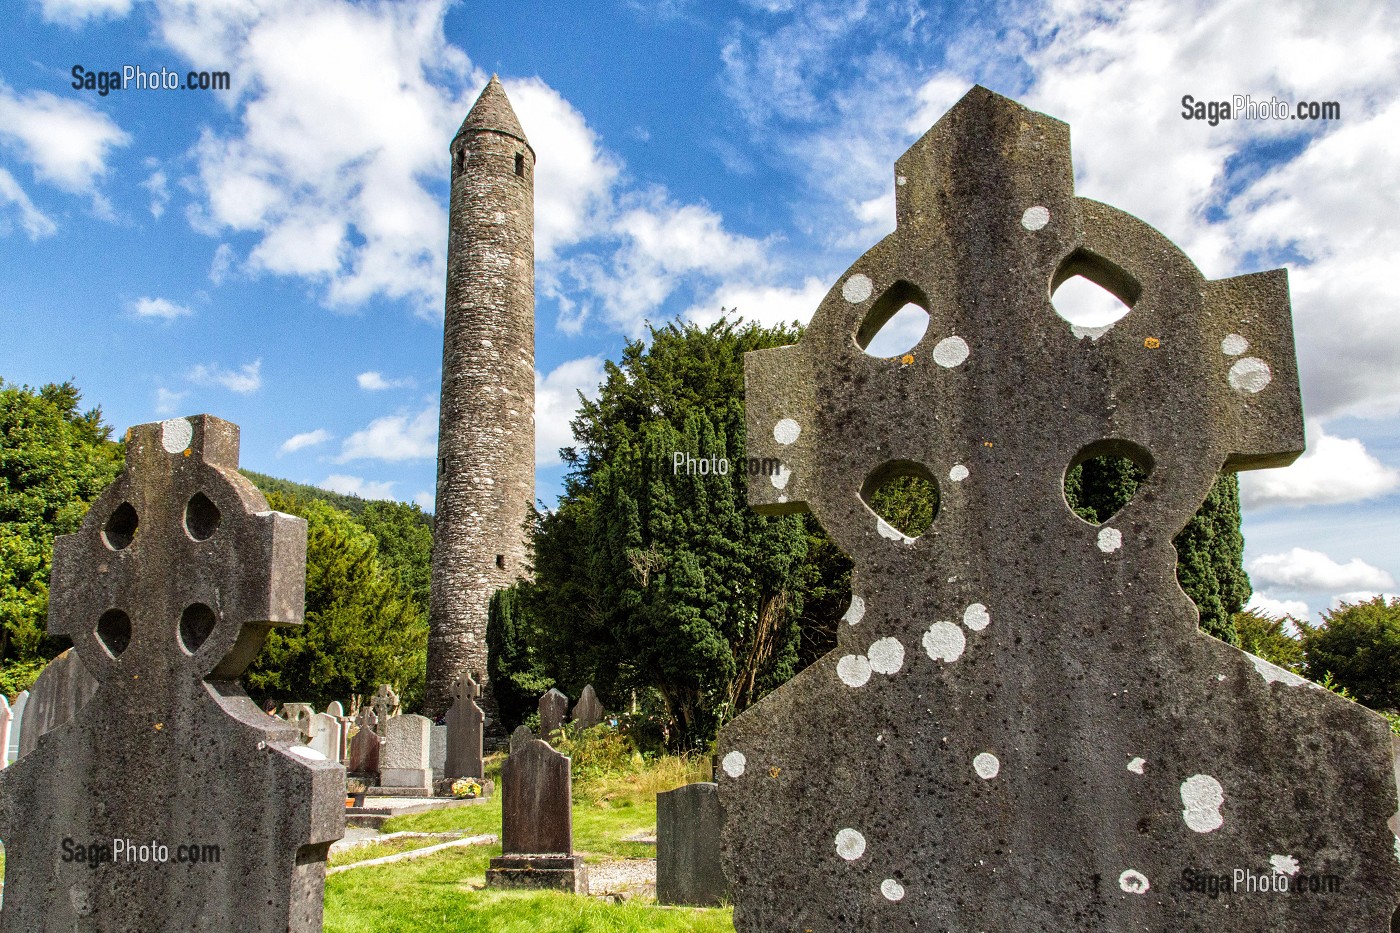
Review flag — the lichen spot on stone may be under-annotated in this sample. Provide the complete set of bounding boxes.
[933,336,970,368]
[1021,205,1050,231]
[962,603,990,631]
[770,464,792,490]
[896,175,907,187]
[1270,854,1300,876]
[1180,774,1225,833]
[161,417,193,454]
[949,464,969,482]
[881,879,905,901]
[923,621,966,662]
[835,828,866,861]
[1222,333,1249,356]
[842,595,866,626]
[1097,527,1123,553]
[973,752,1001,779]
[842,274,873,304]
[1143,336,1161,349]
[867,637,905,675]
[773,418,801,445]
[1119,869,1150,894]
[722,751,746,778]
[1127,757,1146,775]
[837,654,872,688]
[1229,357,1272,394]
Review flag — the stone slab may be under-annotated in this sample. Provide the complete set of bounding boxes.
[538,688,568,739]
[570,684,604,730]
[486,853,587,893]
[657,782,727,907]
[501,738,573,856]
[17,647,99,758]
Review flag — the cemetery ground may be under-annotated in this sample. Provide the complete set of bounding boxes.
[323,747,735,932]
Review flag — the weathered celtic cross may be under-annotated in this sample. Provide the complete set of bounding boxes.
[718,87,1400,931]
[0,415,344,931]
[446,670,485,780]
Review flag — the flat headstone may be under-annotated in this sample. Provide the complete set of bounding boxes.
[370,684,400,736]
[446,670,485,780]
[279,702,315,742]
[379,712,432,791]
[538,687,568,739]
[326,701,351,761]
[486,738,585,893]
[0,695,11,770]
[8,689,27,763]
[509,724,534,753]
[17,647,99,757]
[0,414,343,931]
[430,723,447,780]
[657,782,727,907]
[308,712,341,761]
[716,87,1400,931]
[570,684,604,730]
[347,706,381,776]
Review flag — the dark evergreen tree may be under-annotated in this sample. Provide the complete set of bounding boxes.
[1300,596,1400,713]
[486,585,549,730]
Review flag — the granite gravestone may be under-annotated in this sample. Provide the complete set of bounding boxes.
[378,712,432,793]
[716,87,1400,931]
[7,690,26,763]
[326,701,351,761]
[538,688,568,739]
[280,702,315,742]
[486,738,586,892]
[370,684,400,736]
[347,706,381,776]
[509,724,534,753]
[0,415,344,931]
[570,684,604,730]
[657,782,727,907]
[17,647,99,757]
[446,671,485,780]
[308,712,341,762]
[430,724,447,781]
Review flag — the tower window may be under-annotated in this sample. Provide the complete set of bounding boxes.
[454,149,464,174]
[514,152,524,177]
[496,554,506,569]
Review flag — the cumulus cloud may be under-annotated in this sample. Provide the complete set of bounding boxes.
[1245,592,1310,622]
[535,356,606,467]
[338,403,438,461]
[0,167,56,238]
[279,428,333,455]
[357,371,413,391]
[684,276,828,329]
[0,80,130,195]
[39,0,133,25]
[1249,547,1396,593]
[1240,425,1399,508]
[141,162,170,218]
[153,386,187,416]
[320,474,397,500]
[131,296,192,320]
[187,359,262,394]
[413,489,435,511]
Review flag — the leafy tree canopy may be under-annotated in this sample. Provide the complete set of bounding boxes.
[1300,596,1400,713]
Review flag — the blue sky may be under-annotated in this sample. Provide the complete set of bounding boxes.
[2,0,1398,624]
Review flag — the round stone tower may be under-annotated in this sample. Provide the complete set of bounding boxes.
[426,76,535,722]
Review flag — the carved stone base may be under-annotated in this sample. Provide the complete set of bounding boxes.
[486,854,588,893]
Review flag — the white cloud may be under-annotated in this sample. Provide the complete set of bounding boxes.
[357,371,413,391]
[0,80,130,195]
[39,0,132,25]
[187,359,262,394]
[413,489,435,511]
[153,387,187,416]
[141,164,169,218]
[279,428,333,455]
[1240,425,1399,508]
[1331,591,1396,609]
[1245,591,1310,622]
[1249,547,1396,593]
[338,403,438,461]
[535,357,606,467]
[320,474,397,500]
[684,276,828,329]
[131,296,192,320]
[209,244,236,285]
[0,167,56,238]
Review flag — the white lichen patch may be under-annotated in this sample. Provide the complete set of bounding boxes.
[1228,357,1272,394]
[896,175,907,187]
[1127,757,1146,775]
[1221,334,1249,356]
[962,603,990,631]
[949,464,969,482]
[722,751,747,778]
[1270,854,1300,876]
[773,418,802,445]
[867,637,905,675]
[770,464,792,490]
[923,621,966,662]
[835,828,866,861]
[881,879,905,901]
[837,654,873,687]
[933,336,970,368]
[843,274,873,304]
[1097,527,1123,553]
[161,417,193,454]
[1181,774,1225,833]
[877,517,915,544]
[843,595,866,626]
[1119,869,1150,894]
[973,752,1001,779]
[1248,653,1310,688]
[1021,205,1051,231]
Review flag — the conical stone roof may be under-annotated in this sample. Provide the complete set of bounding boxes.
[454,75,530,149]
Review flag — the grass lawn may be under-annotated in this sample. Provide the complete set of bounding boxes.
[325,751,735,932]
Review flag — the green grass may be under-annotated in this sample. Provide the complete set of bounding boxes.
[326,751,733,932]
